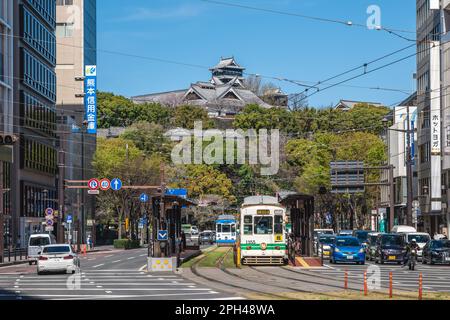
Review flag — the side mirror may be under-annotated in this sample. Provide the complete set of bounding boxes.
[37,251,41,255]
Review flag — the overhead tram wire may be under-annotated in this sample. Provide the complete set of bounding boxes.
[295,41,443,103]
[200,0,416,35]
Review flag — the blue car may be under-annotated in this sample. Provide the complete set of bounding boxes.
[330,236,366,265]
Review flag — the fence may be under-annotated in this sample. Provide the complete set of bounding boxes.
[0,247,28,264]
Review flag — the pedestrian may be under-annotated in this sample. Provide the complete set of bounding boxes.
[87,235,93,250]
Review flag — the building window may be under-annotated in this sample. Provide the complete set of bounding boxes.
[22,92,56,136]
[22,48,56,103]
[56,0,73,5]
[56,22,74,37]
[0,25,4,83]
[23,138,57,175]
[22,7,56,65]
[25,0,56,29]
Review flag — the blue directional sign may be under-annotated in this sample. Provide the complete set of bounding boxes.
[139,193,149,203]
[111,178,122,191]
[157,230,168,241]
[66,215,73,224]
[84,65,97,134]
[165,188,188,199]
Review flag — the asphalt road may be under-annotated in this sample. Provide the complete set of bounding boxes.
[0,248,243,300]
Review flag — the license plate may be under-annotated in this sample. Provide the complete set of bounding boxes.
[388,256,396,260]
[346,255,353,260]
[324,252,330,256]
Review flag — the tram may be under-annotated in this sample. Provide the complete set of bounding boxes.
[215,215,237,246]
[239,196,288,265]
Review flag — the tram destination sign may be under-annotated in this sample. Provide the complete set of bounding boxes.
[257,209,270,215]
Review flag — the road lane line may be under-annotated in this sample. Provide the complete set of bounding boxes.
[127,257,136,260]
[112,260,121,263]
[92,264,105,268]
[139,265,147,271]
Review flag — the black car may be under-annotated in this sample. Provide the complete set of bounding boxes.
[374,233,406,264]
[353,230,375,246]
[422,240,450,265]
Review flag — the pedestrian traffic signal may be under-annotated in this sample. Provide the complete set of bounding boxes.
[0,134,18,145]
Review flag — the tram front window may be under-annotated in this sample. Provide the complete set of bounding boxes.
[222,224,231,233]
[254,216,273,235]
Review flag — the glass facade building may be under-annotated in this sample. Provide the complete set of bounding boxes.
[11,0,58,247]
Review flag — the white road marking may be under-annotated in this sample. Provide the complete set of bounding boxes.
[92,264,105,268]
[127,257,136,260]
[112,260,121,263]
[104,255,113,258]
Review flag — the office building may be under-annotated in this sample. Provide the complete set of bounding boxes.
[55,0,97,243]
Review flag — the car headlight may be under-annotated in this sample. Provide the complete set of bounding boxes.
[359,248,365,253]
[334,247,340,252]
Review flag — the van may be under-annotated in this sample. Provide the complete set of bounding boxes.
[391,225,417,233]
[28,233,57,265]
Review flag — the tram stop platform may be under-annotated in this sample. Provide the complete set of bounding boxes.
[289,256,323,268]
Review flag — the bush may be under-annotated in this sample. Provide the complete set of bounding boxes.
[113,239,141,249]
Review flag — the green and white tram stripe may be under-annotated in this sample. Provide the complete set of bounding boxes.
[240,244,287,250]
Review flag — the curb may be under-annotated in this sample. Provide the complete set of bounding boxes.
[180,250,202,264]
[0,260,29,268]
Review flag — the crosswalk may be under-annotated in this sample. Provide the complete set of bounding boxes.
[307,262,450,292]
[0,270,244,300]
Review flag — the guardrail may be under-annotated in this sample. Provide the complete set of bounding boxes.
[0,248,27,264]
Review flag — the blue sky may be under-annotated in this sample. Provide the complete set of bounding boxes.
[97,0,416,108]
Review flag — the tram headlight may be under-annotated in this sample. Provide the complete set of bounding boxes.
[261,243,267,250]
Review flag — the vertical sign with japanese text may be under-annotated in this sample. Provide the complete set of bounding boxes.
[85,65,97,134]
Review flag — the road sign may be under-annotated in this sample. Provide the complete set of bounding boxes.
[157,230,168,241]
[88,190,100,195]
[46,219,54,226]
[88,178,100,191]
[45,208,54,216]
[45,226,54,232]
[139,193,149,203]
[66,215,73,223]
[166,188,188,199]
[100,178,111,191]
[111,178,122,191]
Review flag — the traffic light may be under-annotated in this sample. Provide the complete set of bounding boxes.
[0,134,18,145]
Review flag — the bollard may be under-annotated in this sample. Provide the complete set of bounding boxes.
[344,270,348,289]
[389,272,393,298]
[419,273,423,300]
[364,271,368,296]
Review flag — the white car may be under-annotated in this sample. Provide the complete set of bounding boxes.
[37,244,80,275]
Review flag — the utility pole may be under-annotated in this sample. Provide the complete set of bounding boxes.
[57,150,65,243]
[389,165,395,232]
[405,105,414,226]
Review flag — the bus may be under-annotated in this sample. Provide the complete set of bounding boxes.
[215,215,237,246]
[240,196,288,265]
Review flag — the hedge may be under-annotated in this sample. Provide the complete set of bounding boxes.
[113,239,141,249]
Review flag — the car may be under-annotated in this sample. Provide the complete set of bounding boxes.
[199,231,215,245]
[391,225,417,233]
[365,232,382,261]
[329,236,365,265]
[338,230,353,236]
[28,233,57,265]
[317,235,336,259]
[374,233,406,264]
[37,244,80,275]
[353,230,376,247]
[401,232,431,261]
[422,239,450,265]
